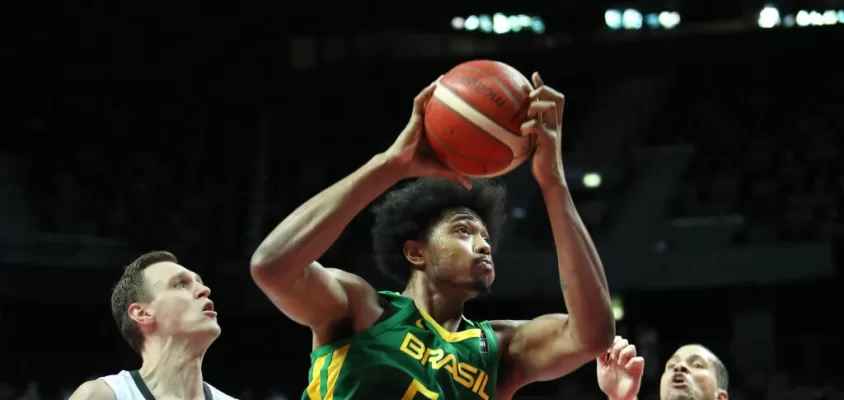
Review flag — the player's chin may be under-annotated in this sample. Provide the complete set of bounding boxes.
[466,279,492,298]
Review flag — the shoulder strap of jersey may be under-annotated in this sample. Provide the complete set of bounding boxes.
[129,370,215,399]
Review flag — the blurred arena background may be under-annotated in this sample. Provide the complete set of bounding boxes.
[3,0,843,398]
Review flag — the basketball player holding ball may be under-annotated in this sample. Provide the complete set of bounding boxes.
[251,63,615,399]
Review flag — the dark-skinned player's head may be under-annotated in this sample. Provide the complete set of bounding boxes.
[372,178,507,298]
[660,344,729,400]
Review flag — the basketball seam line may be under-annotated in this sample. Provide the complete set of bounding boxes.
[429,96,511,157]
[425,114,511,166]
[432,84,528,155]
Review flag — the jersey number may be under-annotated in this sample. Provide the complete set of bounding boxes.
[402,379,439,400]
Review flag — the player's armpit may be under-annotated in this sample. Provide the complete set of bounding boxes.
[252,261,380,329]
[493,313,608,388]
[68,380,116,400]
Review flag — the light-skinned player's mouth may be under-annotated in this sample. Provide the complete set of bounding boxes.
[671,373,689,388]
[202,301,217,317]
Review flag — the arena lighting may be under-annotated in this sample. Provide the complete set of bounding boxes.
[792,9,841,26]
[583,172,602,189]
[622,9,643,29]
[452,13,545,34]
[606,9,679,30]
[612,295,624,321]
[605,9,622,30]
[758,6,781,28]
[658,11,681,29]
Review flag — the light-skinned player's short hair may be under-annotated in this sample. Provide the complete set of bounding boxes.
[111,251,178,355]
[689,343,729,391]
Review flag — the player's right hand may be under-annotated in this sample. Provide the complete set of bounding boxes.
[597,336,645,400]
[384,80,472,189]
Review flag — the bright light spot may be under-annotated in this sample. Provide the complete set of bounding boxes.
[583,172,602,188]
[758,6,780,28]
[795,10,810,26]
[464,15,480,30]
[822,10,838,25]
[451,17,465,30]
[612,295,624,321]
[492,13,510,34]
[659,11,681,29]
[605,9,622,29]
[622,9,643,30]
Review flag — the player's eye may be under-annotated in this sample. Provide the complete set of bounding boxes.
[692,362,705,368]
[456,226,471,235]
[175,280,188,289]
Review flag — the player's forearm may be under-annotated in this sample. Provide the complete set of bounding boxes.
[251,153,402,278]
[541,181,615,351]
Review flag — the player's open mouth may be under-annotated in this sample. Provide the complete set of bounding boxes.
[671,374,688,388]
[203,301,217,316]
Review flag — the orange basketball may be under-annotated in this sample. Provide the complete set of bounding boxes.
[424,60,535,178]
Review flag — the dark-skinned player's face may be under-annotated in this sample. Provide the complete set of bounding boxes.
[414,208,495,297]
[660,345,727,400]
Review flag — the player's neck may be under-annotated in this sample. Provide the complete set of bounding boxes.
[139,336,206,400]
[403,275,466,332]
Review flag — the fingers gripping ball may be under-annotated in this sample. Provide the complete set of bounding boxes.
[424,60,536,178]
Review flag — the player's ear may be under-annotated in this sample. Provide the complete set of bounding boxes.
[403,239,427,270]
[128,303,154,327]
[715,389,728,400]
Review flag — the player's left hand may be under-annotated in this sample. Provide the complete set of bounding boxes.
[520,72,566,188]
[597,336,645,400]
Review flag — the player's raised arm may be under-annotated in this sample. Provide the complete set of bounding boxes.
[495,72,616,392]
[250,80,470,330]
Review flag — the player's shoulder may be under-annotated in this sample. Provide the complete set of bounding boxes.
[487,319,527,332]
[324,268,377,296]
[68,379,116,400]
[205,382,239,400]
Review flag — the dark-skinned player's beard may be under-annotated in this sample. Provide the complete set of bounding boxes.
[466,278,491,297]
[430,255,491,298]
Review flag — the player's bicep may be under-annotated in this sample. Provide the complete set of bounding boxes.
[495,314,595,385]
[253,261,367,327]
[68,380,116,400]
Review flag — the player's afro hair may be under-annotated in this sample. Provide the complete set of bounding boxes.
[371,178,508,284]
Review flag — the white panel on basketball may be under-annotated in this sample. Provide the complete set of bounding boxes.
[433,84,527,155]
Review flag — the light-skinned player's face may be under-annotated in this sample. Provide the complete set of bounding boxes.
[660,345,727,400]
[130,262,220,341]
[419,208,495,296]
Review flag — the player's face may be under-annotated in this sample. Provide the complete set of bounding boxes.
[424,208,495,296]
[660,345,726,400]
[138,262,220,340]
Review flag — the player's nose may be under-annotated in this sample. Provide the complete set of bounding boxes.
[672,362,689,373]
[475,237,491,255]
[195,284,211,299]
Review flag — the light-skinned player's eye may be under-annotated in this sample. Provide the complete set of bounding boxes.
[457,226,470,235]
